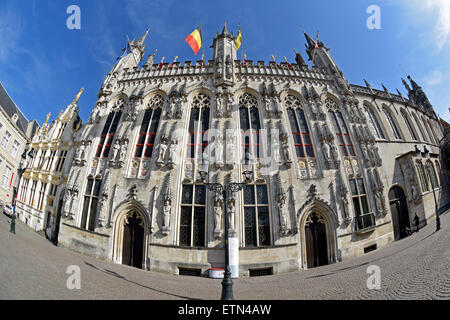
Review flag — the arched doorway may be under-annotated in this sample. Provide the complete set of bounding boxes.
[305,212,328,268]
[121,212,145,269]
[389,186,410,240]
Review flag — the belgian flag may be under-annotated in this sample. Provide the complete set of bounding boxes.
[185,26,202,55]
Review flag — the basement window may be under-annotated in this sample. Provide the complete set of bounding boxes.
[249,268,273,277]
[364,244,377,254]
[178,267,201,277]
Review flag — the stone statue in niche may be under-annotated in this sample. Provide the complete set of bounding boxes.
[168,138,178,168]
[225,54,232,79]
[215,132,224,168]
[111,140,120,165]
[215,56,223,79]
[226,130,235,168]
[89,105,101,124]
[321,140,332,161]
[175,96,183,119]
[74,141,85,164]
[118,140,128,166]
[157,136,169,167]
[63,191,72,218]
[360,143,370,165]
[168,96,177,119]
[216,94,224,118]
[227,197,236,232]
[277,189,288,234]
[272,135,281,164]
[162,186,173,235]
[225,94,233,117]
[264,94,272,118]
[214,192,223,238]
[273,95,283,118]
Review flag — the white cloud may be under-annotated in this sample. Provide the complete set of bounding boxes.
[423,70,444,86]
[402,0,450,50]
[0,7,22,62]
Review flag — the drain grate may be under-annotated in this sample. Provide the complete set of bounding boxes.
[178,267,201,277]
[364,244,377,254]
[249,268,273,277]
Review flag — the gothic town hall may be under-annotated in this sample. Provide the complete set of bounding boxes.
[20,26,446,276]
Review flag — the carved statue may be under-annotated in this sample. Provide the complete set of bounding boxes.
[168,139,178,166]
[322,140,332,161]
[163,198,171,231]
[216,92,224,118]
[225,54,232,79]
[119,140,128,165]
[264,95,272,117]
[226,95,233,117]
[90,105,100,124]
[168,96,177,119]
[277,189,288,233]
[272,136,281,164]
[111,140,120,164]
[227,197,236,231]
[63,191,72,217]
[226,130,235,168]
[157,136,168,166]
[215,133,224,167]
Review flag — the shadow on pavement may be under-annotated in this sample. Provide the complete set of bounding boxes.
[84,261,201,300]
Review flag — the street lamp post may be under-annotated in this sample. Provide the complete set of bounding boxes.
[416,145,440,231]
[199,170,251,300]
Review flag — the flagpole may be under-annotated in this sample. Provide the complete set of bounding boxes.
[239,24,245,64]
[126,35,139,66]
[200,24,205,63]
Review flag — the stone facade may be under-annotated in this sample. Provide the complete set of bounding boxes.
[57,27,447,276]
[0,82,38,208]
[16,90,83,239]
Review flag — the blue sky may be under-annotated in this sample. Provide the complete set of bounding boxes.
[0,0,449,125]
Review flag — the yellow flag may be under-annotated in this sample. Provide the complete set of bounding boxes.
[235,26,242,50]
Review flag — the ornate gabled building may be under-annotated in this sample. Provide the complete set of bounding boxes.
[57,26,446,276]
[0,82,39,208]
[16,90,83,239]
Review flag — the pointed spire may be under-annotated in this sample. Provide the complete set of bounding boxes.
[136,28,150,47]
[304,31,315,48]
[396,88,403,98]
[363,79,372,89]
[402,78,412,92]
[222,22,229,36]
[293,48,306,66]
[407,75,421,90]
[381,83,389,93]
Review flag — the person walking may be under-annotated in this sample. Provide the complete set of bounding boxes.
[10,213,16,234]
[413,213,420,233]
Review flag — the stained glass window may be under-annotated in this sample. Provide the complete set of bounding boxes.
[239,93,262,162]
[285,95,314,158]
[383,109,402,140]
[365,105,385,139]
[179,185,206,247]
[96,111,122,158]
[328,104,355,157]
[80,178,102,231]
[243,184,270,247]
[135,95,163,158]
[187,94,210,160]
[349,178,369,217]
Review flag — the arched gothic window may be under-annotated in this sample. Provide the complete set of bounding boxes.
[243,184,271,247]
[412,113,427,143]
[383,108,402,140]
[364,105,385,139]
[187,94,210,161]
[425,120,437,145]
[284,94,314,158]
[326,98,355,157]
[401,111,418,141]
[80,177,102,231]
[415,161,429,193]
[134,95,163,159]
[179,184,206,247]
[96,110,122,158]
[426,161,439,189]
[239,93,262,162]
